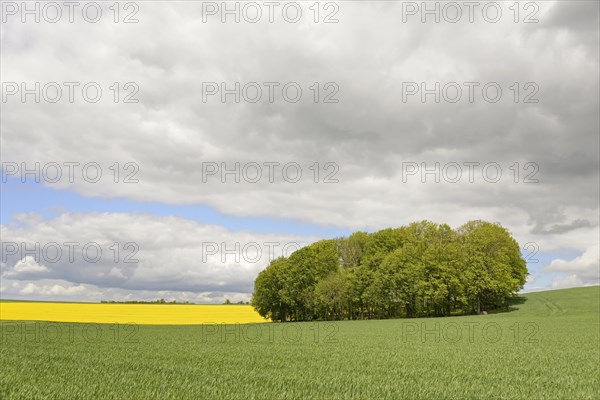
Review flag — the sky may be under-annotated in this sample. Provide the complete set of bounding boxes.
[1,0,599,303]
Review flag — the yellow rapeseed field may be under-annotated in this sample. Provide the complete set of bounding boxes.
[0,302,268,325]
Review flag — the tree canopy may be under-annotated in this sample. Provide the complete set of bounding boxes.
[251,220,527,321]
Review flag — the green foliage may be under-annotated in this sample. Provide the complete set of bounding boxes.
[252,220,528,321]
[314,270,349,320]
[251,257,288,322]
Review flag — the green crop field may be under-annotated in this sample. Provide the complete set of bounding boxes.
[1,286,599,399]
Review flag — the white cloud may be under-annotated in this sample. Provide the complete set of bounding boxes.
[0,212,317,297]
[6,278,253,303]
[551,275,585,290]
[3,256,49,277]
[20,283,40,295]
[547,244,599,273]
[47,284,86,296]
[545,243,600,287]
[18,281,94,297]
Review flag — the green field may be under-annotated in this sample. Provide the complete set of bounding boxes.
[1,286,599,399]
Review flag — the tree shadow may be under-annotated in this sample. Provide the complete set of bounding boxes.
[504,294,528,312]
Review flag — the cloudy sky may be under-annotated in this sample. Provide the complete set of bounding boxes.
[1,1,598,303]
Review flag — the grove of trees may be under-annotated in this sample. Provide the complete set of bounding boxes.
[251,220,528,321]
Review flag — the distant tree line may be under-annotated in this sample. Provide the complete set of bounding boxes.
[223,299,250,305]
[100,299,193,304]
[251,220,528,322]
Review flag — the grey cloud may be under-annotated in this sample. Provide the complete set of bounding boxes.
[533,219,596,235]
[544,1,599,35]
[1,1,598,297]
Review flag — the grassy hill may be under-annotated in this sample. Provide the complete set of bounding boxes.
[1,286,599,399]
